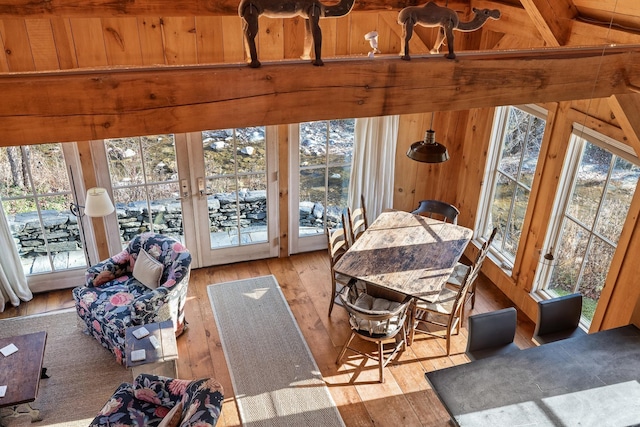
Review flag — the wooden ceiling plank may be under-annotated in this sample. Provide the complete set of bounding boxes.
[0,46,637,146]
[69,18,108,67]
[50,17,78,69]
[160,17,198,65]
[137,17,165,65]
[101,16,143,66]
[608,93,640,154]
[1,19,36,71]
[195,16,225,64]
[519,0,577,46]
[25,18,60,70]
[0,22,9,71]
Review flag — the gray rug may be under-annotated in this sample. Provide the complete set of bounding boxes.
[0,309,131,426]
[207,275,344,427]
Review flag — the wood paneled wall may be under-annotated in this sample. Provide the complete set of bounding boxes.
[2,0,640,330]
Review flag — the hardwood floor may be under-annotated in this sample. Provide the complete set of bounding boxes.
[0,251,536,426]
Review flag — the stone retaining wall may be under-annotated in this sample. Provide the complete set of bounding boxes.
[8,190,343,257]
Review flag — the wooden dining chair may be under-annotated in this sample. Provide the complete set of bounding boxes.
[345,194,369,244]
[410,257,479,355]
[446,227,498,310]
[326,227,352,317]
[411,199,460,224]
[336,282,411,383]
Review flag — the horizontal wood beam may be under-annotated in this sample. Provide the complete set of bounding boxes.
[0,0,468,18]
[1,45,639,146]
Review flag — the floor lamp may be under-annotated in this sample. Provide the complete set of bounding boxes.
[70,186,115,266]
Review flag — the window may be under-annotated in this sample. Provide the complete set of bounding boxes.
[0,143,89,284]
[290,119,355,253]
[536,126,640,324]
[104,134,183,246]
[479,105,547,267]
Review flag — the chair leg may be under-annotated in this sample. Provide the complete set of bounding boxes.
[328,279,337,317]
[336,332,356,365]
[378,341,384,383]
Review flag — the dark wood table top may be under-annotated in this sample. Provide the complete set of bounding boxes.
[0,331,47,407]
[426,324,640,426]
[125,320,177,368]
[334,210,473,302]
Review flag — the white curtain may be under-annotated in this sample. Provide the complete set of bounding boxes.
[348,115,399,222]
[0,202,32,312]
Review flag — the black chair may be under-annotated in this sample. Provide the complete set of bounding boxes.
[532,293,586,345]
[466,307,519,361]
[411,200,460,224]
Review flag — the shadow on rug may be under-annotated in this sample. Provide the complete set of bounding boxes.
[0,309,131,426]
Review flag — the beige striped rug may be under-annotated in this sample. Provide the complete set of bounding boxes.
[0,309,131,426]
[207,275,345,427]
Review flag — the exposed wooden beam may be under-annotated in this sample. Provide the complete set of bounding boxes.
[1,46,638,146]
[0,0,468,18]
[519,0,577,46]
[477,1,640,46]
[608,93,640,155]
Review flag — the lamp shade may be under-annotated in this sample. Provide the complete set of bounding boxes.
[84,187,115,217]
[406,130,449,163]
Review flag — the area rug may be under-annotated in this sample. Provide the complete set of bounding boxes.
[0,309,131,426]
[207,275,345,427]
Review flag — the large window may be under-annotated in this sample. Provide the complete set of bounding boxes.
[536,127,640,324]
[0,143,90,290]
[290,119,355,253]
[478,105,547,266]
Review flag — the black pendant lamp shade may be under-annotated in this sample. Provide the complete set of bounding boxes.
[406,129,449,163]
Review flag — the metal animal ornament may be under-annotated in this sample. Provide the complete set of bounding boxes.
[238,0,356,68]
[398,2,501,60]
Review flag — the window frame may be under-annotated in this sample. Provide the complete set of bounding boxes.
[476,104,548,270]
[532,123,640,324]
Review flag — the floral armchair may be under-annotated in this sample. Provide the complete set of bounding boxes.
[89,374,223,427]
[73,232,191,365]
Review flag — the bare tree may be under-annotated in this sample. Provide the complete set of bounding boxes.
[6,147,23,188]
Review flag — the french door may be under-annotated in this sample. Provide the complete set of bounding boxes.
[92,128,278,268]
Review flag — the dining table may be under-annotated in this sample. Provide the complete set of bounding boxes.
[333,210,473,342]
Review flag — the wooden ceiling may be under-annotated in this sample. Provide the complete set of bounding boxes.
[1,0,640,145]
[0,0,639,73]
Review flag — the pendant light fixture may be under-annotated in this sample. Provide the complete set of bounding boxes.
[406,114,449,163]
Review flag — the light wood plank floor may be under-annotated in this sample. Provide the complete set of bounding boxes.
[0,251,536,427]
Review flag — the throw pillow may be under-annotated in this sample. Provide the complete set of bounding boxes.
[158,402,183,427]
[133,248,163,289]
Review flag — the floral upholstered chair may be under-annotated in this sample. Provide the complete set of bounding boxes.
[73,232,191,365]
[89,374,223,427]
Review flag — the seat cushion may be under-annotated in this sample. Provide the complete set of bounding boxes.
[349,293,404,335]
[446,262,470,287]
[416,287,458,314]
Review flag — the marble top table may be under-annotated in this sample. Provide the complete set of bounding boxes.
[334,210,473,303]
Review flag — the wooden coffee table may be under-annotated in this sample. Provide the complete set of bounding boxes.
[125,321,178,379]
[0,331,47,425]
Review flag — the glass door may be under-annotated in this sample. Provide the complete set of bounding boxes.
[185,127,279,266]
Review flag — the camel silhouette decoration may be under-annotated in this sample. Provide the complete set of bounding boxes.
[398,2,501,60]
[238,0,356,68]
